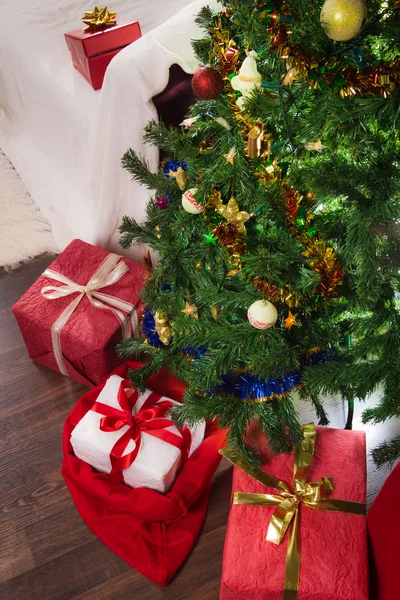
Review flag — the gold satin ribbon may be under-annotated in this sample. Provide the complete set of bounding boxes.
[221,424,366,599]
[41,254,137,377]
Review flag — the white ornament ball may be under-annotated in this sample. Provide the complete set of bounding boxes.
[247,300,278,330]
[182,188,203,214]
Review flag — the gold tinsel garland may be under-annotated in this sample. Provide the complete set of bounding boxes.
[263,2,400,98]
[216,1,400,97]
[197,7,344,308]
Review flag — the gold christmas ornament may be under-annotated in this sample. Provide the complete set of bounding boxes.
[211,306,221,320]
[181,301,198,319]
[218,198,251,235]
[154,311,172,345]
[81,6,117,32]
[320,0,367,42]
[175,166,188,191]
[247,126,263,159]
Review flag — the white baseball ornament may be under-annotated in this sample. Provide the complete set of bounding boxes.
[247,300,278,329]
[182,188,203,214]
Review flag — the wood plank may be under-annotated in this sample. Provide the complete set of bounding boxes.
[0,540,131,600]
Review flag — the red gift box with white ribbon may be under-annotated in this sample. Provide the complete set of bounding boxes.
[12,239,144,387]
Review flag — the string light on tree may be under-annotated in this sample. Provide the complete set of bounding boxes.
[213,116,231,130]
[320,0,367,41]
[247,300,278,329]
[284,311,298,329]
[179,115,201,127]
[227,268,239,277]
[282,63,298,87]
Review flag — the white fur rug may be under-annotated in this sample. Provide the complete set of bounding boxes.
[0,151,57,271]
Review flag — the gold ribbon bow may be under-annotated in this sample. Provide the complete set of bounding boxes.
[221,424,366,600]
[81,6,117,33]
[41,254,138,377]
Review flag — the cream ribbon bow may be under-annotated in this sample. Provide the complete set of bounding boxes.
[41,254,134,377]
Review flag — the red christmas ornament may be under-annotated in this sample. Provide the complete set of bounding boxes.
[191,67,224,100]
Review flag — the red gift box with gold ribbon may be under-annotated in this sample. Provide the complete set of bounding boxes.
[220,424,368,600]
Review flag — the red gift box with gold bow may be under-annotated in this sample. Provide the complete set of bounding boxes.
[220,424,368,600]
[65,9,141,90]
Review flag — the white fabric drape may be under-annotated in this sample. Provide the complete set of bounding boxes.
[0,0,221,259]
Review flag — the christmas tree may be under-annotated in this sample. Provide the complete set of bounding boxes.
[119,0,400,465]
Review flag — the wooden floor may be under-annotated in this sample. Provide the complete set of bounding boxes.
[0,256,398,600]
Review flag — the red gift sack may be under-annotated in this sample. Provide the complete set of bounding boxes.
[62,361,227,586]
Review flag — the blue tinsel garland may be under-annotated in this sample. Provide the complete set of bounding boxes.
[141,307,166,349]
[219,349,335,402]
[142,307,336,401]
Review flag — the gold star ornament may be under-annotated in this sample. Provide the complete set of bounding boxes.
[284,311,298,329]
[223,146,237,164]
[181,301,198,319]
[81,6,117,32]
[304,140,328,152]
[218,197,251,235]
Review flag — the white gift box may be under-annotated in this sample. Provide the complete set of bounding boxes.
[71,375,205,493]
